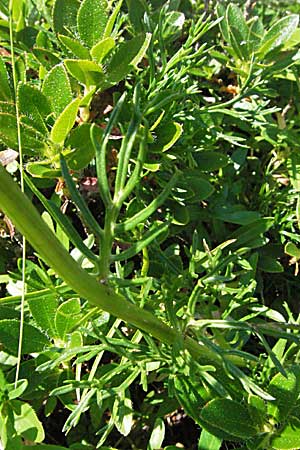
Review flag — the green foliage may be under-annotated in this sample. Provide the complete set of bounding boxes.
[0,0,300,449]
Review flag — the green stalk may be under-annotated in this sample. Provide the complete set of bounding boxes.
[0,166,246,367]
[9,0,26,388]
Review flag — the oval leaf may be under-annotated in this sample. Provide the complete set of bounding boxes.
[194,151,229,171]
[0,319,49,355]
[258,15,299,57]
[64,59,104,87]
[55,298,81,340]
[77,0,108,48]
[42,64,73,118]
[200,399,258,440]
[53,0,80,36]
[50,97,81,145]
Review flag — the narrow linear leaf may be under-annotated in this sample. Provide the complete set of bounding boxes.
[112,222,169,261]
[149,417,165,450]
[116,172,180,232]
[104,0,123,38]
[24,171,98,263]
[60,154,104,239]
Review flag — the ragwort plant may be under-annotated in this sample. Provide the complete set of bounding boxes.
[0,1,300,449]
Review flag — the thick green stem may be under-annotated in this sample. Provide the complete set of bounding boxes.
[0,166,245,367]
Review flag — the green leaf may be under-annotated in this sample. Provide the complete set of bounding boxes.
[175,171,214,203]
[198,429,222,450]
[18,83,51,134]
[226,4,249,60]
[12,400,45,443]
[28,295,58,338]
[112,222,169,261]
[53,0,80,36]
[0,319,49,355]
[24,171,98,264]
[271,421,300,449]
[7,379,28,400]
[50,97,81,145]
[60,154,104,239]
[104,0,123,38]
[174,376,205,421]
[258,15,299,57]
[64,59,104,87]
[0,113,45,153]
[103,33,151,87]
[42,64,73,118]
[26,161,61,178]
[66,123,102,170]
[55,298,81,340]
[91,37,115,63]
[112,390,133,436]
[268,367,300,422]
[0,56,12,101]
[285,242,300,260]
[149,418,165,450]
[58,34,91,59]
[212,206,260,225]
[32,48,61,70]
[194,152,229,171]
[229,218,273,248]
[258,255,284,273]
[24,445,68,449]
[77,0,108,48]
[199,399,258,440]
[151,122,182,153]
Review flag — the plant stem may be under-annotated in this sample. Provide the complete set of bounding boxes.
[0,166,246,367]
